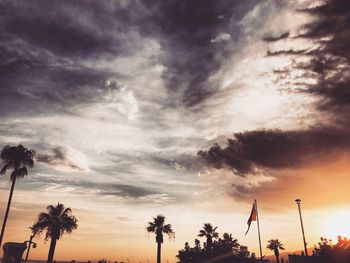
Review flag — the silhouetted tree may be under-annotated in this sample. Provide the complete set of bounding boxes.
[33,203,78,263]
[198,223,219,250]
[312,236,350,263]
[222,233,239,253]
[193,239,203,263]
[194,239,201,251]
[237,246,251,259]
[0,144,35,247]
[334,236,350,250]
[177,242,193,263]
[313,237,332,257]
[177,227,255,263]
[146,215,174,263]
[267,239,284,263]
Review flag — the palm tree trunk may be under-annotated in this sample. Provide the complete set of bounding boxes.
[0,176,17,247]
[157,241,161,263]
[275,254,280,263]
[47,237,57,263]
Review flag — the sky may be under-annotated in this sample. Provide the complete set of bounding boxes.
[0,0,350,262]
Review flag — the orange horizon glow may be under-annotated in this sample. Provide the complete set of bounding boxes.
[1,192,350,262]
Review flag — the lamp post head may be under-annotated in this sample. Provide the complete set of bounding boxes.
[295,199,301,204]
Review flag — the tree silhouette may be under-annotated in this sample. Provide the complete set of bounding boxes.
[223,233,239,249]
[215,233,240,254]
[198,223,218,250]
[177,228,255,263]
[146,215,174,263]
[267,239,284,263]
[313,237,332,257]
[33,203,78,263]
[0,144,35,247]
[312,236,350,263]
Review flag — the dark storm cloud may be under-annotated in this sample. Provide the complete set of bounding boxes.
[0,1,122,58]
[154,0,259,106]
[198,128,350,175]
[200,0,350,175]
[285,0,350,114]
[0,56,111,117]
[0,0,119,117]
[36,146,84,171]
[266,48,310,56]
[0,0,144,118]
[263,32,289,42]
[0,0,262,118]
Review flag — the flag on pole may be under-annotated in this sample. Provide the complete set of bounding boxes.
[245,200,257,235]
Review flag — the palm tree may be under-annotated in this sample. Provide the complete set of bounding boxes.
[222,233,239,253]
[146,215,174,263]
[267,239,285,263]
[32,203,78,263]
[197,223,219,249]
[0,144,35,247]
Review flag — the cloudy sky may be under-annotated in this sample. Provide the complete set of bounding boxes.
[0,0,350,261]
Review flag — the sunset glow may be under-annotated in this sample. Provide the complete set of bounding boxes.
[0,0,350,263]
[324,211,350,241]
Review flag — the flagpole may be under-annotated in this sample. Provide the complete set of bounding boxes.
[255,199,263,259]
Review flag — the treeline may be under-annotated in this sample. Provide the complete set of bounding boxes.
[176,223,256,263]
[312,236,350,263]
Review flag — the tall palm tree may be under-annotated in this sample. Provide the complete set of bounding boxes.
[0,144,35,247]
[267,239,285,263]
[146,215,174,263]
[32,203,78,263]
[197,223,219,249]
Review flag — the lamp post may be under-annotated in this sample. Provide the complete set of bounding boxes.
[24,227,37,263]
[295,199,308,256]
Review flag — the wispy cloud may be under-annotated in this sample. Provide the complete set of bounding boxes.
[36,146,86,172]
[1,3,350,254]
[199,0,350,205]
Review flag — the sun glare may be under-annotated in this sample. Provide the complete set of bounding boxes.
[324,210,350,241]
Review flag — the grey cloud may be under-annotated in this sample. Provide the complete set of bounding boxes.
[36,147,84,171]
[102,184,157,199]
[155,0,260,106]
[28,175,177,204]
[199,0,350,176]
[263,32,289,42]
[199,128,350,175]
[0,0,266,118]
[116,216,131,222]
[93,149,203,176]
[0,38,113,118]
[0,0,144,118]
[0,1,124,58]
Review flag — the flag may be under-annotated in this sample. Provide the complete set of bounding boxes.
[245,200,257,235]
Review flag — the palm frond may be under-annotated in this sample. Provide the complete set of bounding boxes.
[33,203,78,240]
[198,230,206,237]
[0,144,35,180]
[146,225,156,233]
[147,215,173,239]
[0,163,10,174]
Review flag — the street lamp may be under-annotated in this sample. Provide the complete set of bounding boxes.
[295,199,308,256]
[24,226,37,263]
